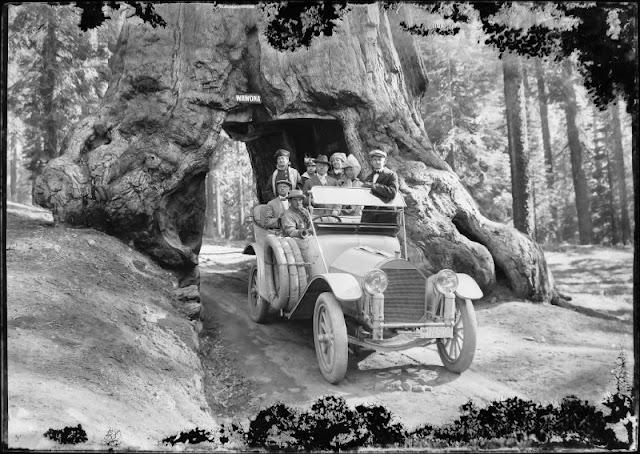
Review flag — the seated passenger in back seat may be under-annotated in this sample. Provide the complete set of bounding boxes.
[264,180,292,229]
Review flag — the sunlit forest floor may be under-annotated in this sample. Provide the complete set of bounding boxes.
[545,244,633,321]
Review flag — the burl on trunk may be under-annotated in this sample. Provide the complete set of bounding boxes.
[34,4,555,315]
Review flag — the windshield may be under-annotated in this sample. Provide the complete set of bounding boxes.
[309,186,406,207]
[308,186,405,237]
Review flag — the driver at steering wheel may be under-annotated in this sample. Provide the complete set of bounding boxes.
[281,190,313,239]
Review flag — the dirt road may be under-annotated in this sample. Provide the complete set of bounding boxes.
[198,242,634,429]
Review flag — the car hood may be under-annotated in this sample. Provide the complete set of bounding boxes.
[328,246,397,278]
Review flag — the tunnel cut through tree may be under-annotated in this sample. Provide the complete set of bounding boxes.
[33,3,557,314]
[223,118,348,203]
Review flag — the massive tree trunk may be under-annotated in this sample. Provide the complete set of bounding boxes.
[535,59,558,240]
[41,8,58,166]
[608,102,632,244]
[561,60,593,244]
[34,4,557,312]
[502,53,534,237]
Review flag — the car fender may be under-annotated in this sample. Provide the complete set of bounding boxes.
[455,273,483,300]
[243,244,269,300]
[287,273,362,320]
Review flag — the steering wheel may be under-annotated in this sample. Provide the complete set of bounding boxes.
[313,215,343,223]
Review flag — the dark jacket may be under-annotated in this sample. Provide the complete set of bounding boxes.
[364,167,399,203]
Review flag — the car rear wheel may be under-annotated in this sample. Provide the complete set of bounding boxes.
[437,297,477,373]
[248,265,269,323]
[313,292,348,384]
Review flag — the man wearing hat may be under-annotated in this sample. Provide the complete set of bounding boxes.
[302,154,340,216]
[300,156,317,186]
[264,179,292,229]
[270,148,302,198]
[361,149,398,202]
[302,154,338,193]
[361,149,399,223]
[281,190,313,239]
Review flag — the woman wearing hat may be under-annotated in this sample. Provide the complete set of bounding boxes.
[328,152,347,180]
[270,148,302,198]
[339,154,363,216]
[300,156,317,186]
[338,154,362,188]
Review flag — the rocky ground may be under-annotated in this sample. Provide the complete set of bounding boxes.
[6,203,215,449]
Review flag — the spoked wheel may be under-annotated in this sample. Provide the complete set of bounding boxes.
[313,292,348,384]
[437,298,477,373]
[247,265,269,323]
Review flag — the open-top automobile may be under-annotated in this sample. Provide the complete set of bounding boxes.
[243,186,483,383]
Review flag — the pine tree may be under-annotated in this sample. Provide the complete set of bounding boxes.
[8,3,110,180]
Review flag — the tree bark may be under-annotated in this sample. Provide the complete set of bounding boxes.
[609,102,632,244]
[592,106,618,244]
[215,175,222,239]
[10,134,18,201]
[33,4,557,304]
[204,172,215,237]
[561,60,593,244]
[41,8,58,165]
[535,59,558,240]
[502,53,534,237]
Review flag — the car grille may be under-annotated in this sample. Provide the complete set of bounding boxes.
[381,266,427,323]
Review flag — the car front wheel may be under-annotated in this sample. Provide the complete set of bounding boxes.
[313,292,348,384]
[248,265,269,323]
[437,297,477,373]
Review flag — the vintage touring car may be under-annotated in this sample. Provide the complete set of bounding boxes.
[243,186,483,384]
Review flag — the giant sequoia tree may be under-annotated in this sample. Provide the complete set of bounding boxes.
[33,3,558,305]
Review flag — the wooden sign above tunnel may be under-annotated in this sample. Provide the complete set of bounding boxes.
[235,94,262,104]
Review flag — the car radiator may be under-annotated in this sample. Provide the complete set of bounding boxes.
[380,267,427,323]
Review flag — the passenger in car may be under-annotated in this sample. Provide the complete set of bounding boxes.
[302,155,340,217]
[361,149,399,224]
[300,156,316,186]
[264,180,292,229]
[340,154,363,216]
[270,148,301,198]
[282,190,313,239]
[328,152,347,180]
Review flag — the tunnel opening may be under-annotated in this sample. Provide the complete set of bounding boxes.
[222,118,349,204]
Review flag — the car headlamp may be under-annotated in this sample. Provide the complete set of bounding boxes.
[434,269,458,295]
[363,269,388,294]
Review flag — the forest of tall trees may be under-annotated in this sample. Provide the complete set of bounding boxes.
[6,2,635,246]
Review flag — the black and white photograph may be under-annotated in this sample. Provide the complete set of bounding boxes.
[2,0,637,450]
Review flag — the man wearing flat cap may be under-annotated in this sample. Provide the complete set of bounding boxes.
[281,190,313,239]
[361,149,399,223]
[264,179,292,229]
[270,148,302,198]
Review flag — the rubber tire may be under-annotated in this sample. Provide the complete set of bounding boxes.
[313,292,349,384]
[264,234,289,310]
[437,298,477,373]
[248,265,269,323]
[284,237,308,290]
